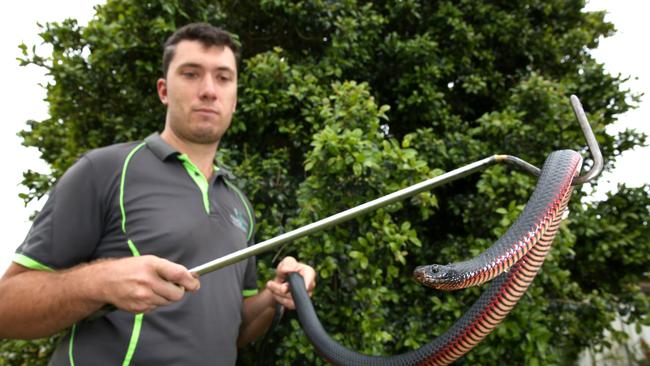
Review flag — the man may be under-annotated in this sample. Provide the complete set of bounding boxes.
[0,23,316,365]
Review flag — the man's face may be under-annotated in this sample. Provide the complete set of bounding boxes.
[157,40,238,145]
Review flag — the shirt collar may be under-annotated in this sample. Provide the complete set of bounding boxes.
[144,132,234,179]
[144,133,177,161]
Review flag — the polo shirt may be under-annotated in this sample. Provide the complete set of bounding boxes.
[14,133,258,365]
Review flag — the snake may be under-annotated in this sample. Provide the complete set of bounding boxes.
[287,149,583,365]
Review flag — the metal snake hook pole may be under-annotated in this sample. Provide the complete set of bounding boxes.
[190,157,499,275]
[189,95,602,276]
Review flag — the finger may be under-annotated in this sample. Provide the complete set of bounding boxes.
[125,290,170,314]
[151,279,186,302]
[267,281,295,308]
[155,259,200,292]
[148,292,172,307]
[306,278,315,296]
[274,256,299,280]
[185,271,201,293]
[266,280,290,296]
[298,266,316,291]
[276,297,296,310]
[266,285,295,309]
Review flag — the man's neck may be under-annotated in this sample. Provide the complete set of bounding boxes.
[160,129,218,179]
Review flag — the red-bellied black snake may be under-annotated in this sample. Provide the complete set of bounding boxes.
[288,149,583,365]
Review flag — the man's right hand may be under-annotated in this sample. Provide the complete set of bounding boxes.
[97,255,200,313]
[0,255,200,339]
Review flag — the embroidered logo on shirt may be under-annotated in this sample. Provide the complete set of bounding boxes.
[230,208,249,235]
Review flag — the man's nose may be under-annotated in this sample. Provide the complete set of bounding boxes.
[198,75,217,100]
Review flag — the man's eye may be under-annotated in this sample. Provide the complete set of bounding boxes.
[182,72,198,78]
[217,75,232,82]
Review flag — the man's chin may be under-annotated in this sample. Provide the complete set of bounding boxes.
[189,131,223,145]
[168,119,229,146]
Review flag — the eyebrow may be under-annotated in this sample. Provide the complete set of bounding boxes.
[177,62,236,74]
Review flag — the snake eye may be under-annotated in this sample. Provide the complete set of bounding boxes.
[427,264,452,280]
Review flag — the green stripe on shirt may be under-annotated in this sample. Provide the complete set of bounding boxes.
[13,253,54,272]
[242,289,259,297]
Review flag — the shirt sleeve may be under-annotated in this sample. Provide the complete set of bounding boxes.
[242,218,259,295]
[14,155,104,270]
[242,257,258,297]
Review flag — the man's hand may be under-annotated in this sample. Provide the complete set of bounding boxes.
[265,256,316,309]
[99,255,201,313]
[0,255,200,339]
[238,256,316,346]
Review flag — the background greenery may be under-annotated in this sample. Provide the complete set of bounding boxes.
[2,0,649,365]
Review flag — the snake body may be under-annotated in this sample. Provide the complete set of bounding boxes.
[413,150,579,290]
[288,149,582,365]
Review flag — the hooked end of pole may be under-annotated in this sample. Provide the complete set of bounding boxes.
[569,95,604,185]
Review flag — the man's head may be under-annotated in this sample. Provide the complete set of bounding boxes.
[162,23,240,78]
[157,23,239,146]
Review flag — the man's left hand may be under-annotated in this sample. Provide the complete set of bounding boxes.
[265,256,316,309]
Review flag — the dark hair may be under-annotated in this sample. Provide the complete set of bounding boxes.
[162,23,240,78]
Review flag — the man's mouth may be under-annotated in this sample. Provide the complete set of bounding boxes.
[193,107,219,115]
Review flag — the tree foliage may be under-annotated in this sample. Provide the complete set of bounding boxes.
[3,0,649,365]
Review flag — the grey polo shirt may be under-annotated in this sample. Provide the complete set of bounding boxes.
[15,133,258,365]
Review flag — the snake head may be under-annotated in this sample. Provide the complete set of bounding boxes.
[413,264,461,290]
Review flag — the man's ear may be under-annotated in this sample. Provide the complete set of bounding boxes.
[157,78,169,105]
